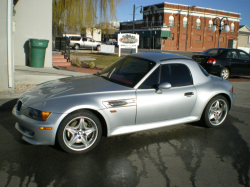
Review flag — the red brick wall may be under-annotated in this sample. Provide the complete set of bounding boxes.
[162,12,238,51]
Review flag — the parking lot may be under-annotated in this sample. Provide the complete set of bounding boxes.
[0,81,250,187]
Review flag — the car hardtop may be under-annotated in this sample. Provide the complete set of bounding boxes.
[128,52,193,64]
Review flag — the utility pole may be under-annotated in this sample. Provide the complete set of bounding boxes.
[185,6,196,51]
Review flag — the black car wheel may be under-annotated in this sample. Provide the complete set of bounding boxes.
[74,44,80,50]
[220,67,230,79]
[57,110,102,154]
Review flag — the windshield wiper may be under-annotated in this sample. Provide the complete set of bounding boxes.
[100,75,109,80]
[94,72,100,76]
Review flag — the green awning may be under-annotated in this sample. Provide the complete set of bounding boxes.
[160,30,171,37]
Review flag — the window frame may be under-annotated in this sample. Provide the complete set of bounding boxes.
[196,18,201,29]
[183,17,187,28]
[169,15,174,27]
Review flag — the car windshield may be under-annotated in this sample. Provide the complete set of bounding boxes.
[98,56,156,88]
[200,49,225,56]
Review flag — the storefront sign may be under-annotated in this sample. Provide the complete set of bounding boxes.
[117,33,139,57]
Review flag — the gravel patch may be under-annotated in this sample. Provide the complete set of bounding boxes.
[0,84,36,94]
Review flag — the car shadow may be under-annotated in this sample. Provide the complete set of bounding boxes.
[0,99,29,145]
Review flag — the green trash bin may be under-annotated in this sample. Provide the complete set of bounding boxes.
[29,39,49,68]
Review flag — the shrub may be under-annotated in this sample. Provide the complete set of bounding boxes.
[89,61,96,69]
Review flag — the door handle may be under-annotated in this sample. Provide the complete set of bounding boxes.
[184,92,194,96]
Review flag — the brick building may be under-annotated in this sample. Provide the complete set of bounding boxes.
[119,2,240,51]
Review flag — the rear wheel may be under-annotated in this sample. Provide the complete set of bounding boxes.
[74,44,80,50]
[57,110,102,154]
[202,95,229,128]
[220,67,230,79]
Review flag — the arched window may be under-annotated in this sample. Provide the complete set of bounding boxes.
[169,15,174,27]
[231,23,235,32]
[152,16,155,26]
[145,17,148,27]
[208,20,213,30]
[183,17,187,28]
[221,21,224,31]
[196,18,201,29]
[158,14,162,26]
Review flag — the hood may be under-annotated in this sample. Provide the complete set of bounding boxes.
[19,75,132,107]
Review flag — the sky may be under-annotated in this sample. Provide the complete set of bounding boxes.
[116,0,250,27]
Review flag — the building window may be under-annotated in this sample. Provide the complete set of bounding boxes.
[220,37,225,43]
[158,14,162,26]
[183,17,187,28]
[169,15,174,27]
[208,20,213,30]
[248,36,250,44]
[231,23,235,32]
[152,16,155,26]
[194,34,201,41]
[196,18,201,29]
[207,35,213,42]
[145,17,148,27]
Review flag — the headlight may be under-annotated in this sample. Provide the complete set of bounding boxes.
[23,108,51,121]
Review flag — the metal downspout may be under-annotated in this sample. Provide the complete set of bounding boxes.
[7,0,13,88]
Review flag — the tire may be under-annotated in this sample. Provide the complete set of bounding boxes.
[57,110,102,154]
[96,45,101,51]
[220,67,230,79]
[202,95,229,128]
[74,44,80,50]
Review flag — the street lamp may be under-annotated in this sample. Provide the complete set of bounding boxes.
[212,17,230,48]
[133,4,143,33]
[185,5,196,51]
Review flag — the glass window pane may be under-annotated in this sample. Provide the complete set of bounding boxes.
[160,64,193,87]
[139,67,160,89]
[100,57,156,88]
[239,51,250,60]
[226,51,239,59]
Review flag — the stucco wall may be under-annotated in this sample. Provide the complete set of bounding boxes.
[238,34,250,48]
[13,0,52,67]
[0,0,13,91]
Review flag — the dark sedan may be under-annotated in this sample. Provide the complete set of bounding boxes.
[192,48,250,79]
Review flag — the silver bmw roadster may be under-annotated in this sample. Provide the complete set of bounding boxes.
[13,53,236,154]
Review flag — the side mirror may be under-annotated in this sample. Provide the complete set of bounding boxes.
[156,82,172,94]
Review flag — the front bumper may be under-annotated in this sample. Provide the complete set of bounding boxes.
[12,105,65,145]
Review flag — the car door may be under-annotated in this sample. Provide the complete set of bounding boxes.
[81,38,87,48]
[84,38,92,48]
[136,63,197,124]
[226,50,245,75]
[238,51,250,75]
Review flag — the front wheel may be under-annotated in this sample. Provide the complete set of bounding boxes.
[202,95,229,128]
[96,45,101,51]
[220,67,230,79]
[74,44,80,50]
[57,110,102,154]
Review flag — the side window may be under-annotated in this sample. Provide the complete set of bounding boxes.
[239,51,250,61]
[160,64,193,87]
[82,38,87,41]
[139,67,160,89]
[226,50,239,59]
[208,49,218,56]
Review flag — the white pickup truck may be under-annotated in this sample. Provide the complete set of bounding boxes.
[69,37,103,51]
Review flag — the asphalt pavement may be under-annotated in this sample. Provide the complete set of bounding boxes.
[0,82,250,187]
